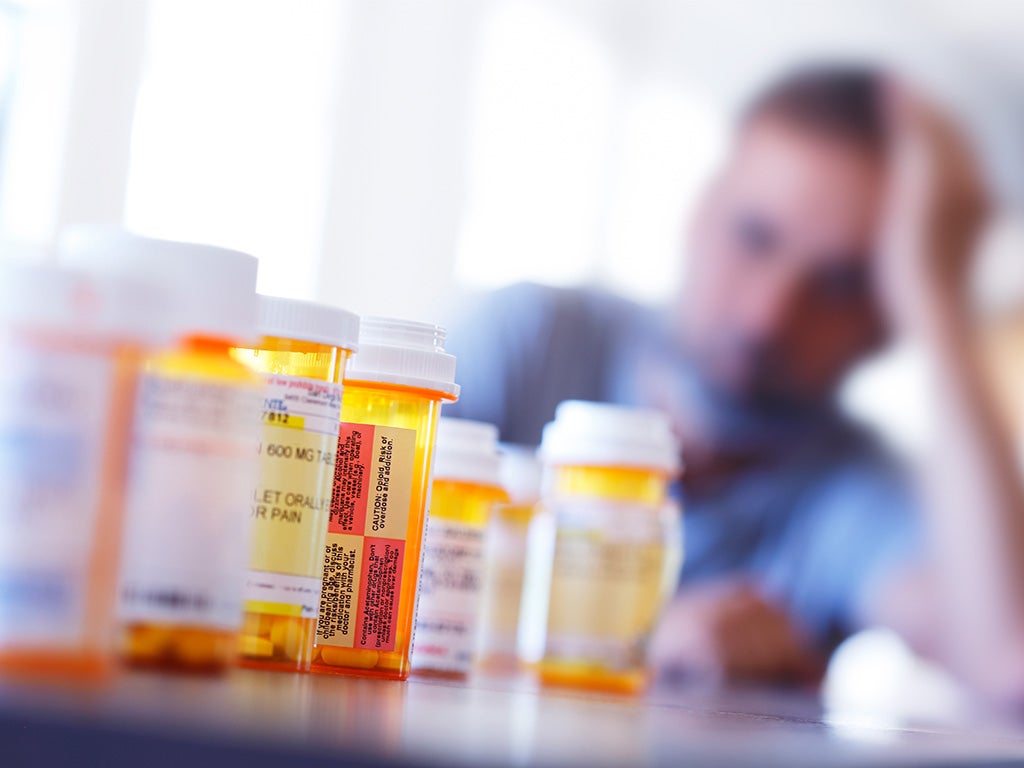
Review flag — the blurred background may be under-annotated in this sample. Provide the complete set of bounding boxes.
[0,0,1022,457]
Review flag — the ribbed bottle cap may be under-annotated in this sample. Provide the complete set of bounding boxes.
[539,400,681,474]
[58,227,258,344]
[499,445,542,505]
[258,294,359,351]
[0,258,165,343]
[432,418,501,487]
[345,316,459,399]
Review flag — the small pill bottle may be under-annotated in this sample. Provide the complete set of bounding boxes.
[312,317,458,680]
[411,418,507,677]
[476,446,541,672]
[0,261,158,680]
[531,400,682,694]
[61,230,262,674]
[232,295,359,672]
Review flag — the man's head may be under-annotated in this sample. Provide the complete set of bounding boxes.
[680,65,889,428]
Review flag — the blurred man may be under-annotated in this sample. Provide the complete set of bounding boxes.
[447,65,1024,699]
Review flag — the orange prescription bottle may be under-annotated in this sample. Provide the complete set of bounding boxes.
[311,318,458,680]
[61,231,262,674]
[477,446,541,671]
[530,401,682,694]
[411,418,507,677]
[0,261,159,680]
[233,296,359,672]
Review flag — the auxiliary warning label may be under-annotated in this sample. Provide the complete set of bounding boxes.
[317,423,414,651]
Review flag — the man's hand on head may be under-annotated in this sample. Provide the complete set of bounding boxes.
[650,580,823,685]
[867,83,1024,704]
[877,81,991,335]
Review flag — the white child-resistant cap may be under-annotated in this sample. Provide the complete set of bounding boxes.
[257,294,360,351]
[0,258,165,343]
[433,418,502,488]
[539,400,681,474]
[58,227,258,344]
[345,316,459,399]
[499,445,543,505]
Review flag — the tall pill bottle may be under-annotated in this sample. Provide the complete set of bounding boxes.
[312,318,458,680]
[412,418,507,677]
[61,231,262,674]
[477,446,541,671]
[532,401,682,694]
[233,296,359,672]
[0,261,157,679]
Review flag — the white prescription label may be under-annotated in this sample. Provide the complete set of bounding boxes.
[246,374,342,619]
[261,373,342,436]
[243,571,321,620]
[0,337,112,648]
[118,374,259,630]
[411,519,485,673]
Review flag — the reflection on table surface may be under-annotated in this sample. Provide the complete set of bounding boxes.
[4,643,1024,768]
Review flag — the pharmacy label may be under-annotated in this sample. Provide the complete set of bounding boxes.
[411,519,486,673]
[0,338,113,648]
[317,423,415,651]
[545,516,668,667]
[246,375,342,616]
[118,374,260,630]
[242,570,321,619]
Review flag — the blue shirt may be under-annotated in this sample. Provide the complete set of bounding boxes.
[446,283,918,647]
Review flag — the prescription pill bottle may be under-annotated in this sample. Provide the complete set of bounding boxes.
[312,317,458,680]
[233,296,359,672]
[61,231,262,674]
[532,401,682,694]
[411,418,506,677]
[477,446,541,672]
[0,261,159,680]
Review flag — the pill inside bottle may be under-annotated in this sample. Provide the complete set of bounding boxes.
[0,261,159,681]
[62,230,263,675]
[530,400,683,695]
[411,418,508,678]
[311,317,458,681]
[232,295,359,673]
[476,446,542,673]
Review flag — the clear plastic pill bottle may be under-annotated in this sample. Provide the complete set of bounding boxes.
[312,318,458,680]
[477,446,541,672]
[412,418,507,677]
[62,231,262,674]
[233,295,359,672]
[0,260,158,680]
[532,400,682,694]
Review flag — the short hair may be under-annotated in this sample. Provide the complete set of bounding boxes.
[742,64,886,154]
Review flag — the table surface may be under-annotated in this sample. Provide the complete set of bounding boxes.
[4,665,1024,768]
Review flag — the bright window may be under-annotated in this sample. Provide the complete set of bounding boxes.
[455,2,726,304]
[455,2,616,288]
[123,0,343,298]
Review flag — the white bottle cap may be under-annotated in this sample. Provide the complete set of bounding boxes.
[345,316,459,399]
[499,445,543,505]
[257,294,360,351]
[0,258,165,343]
[539,400,681,474]
[432,418,502,488]
[58,228,258,345]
